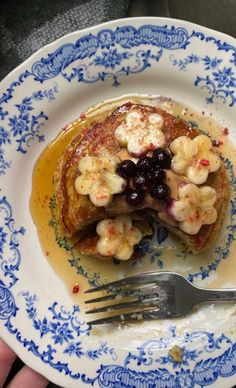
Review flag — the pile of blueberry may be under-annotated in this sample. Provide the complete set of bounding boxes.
[116,149,172,207]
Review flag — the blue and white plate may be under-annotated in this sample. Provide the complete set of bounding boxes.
[1,17,236,388]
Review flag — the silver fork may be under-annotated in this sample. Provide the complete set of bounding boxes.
[85,271,236,325]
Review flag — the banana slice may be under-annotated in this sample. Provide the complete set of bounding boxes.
[115,110,165,156]
[96,215,143,260]
[169,183,217,235]
[170,135,221,184]
[75,155,126,207]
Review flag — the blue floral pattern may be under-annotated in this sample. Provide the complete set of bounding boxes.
[0,25,235,105]
[0,83,58,175]
[0,195,117,374]
[170,53,236,106]
[0,196,25,288]
[81,327,236,387]
[92,48,132,69]
[0,107,8,121]
[0,126,11,146]
[26,25,189,87]
[64,342,83,357]
[19,292,117,361]
[0,21,236,387]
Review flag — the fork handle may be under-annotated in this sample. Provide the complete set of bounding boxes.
[196,288,236,303]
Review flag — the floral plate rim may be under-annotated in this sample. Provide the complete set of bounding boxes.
[2,15,236,87]
[1,16,236,388]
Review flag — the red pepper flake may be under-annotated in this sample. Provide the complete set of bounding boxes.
[199,159,210,167]
[72,284,80,294]
[212,140,223,147]
[80,112,86,119]
[108,226,117,239]
[221,127,229,136]
[149,143,155,150]
[46,251,50,256]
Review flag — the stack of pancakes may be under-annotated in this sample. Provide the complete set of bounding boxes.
[54,102,230,258]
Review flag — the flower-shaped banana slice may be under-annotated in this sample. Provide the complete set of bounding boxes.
[115,110,165,156]
[74,155,126,207]
[170,135,221,184]
[96,215,143,260]
[170,183,217,235]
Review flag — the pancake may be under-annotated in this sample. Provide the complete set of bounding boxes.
[54,102,198,236]
[73,165,230,256]
[54,100,230,258]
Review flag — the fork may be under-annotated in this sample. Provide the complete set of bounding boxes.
[84,271,236,325]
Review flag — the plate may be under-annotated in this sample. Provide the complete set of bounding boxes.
[1,17,236,388]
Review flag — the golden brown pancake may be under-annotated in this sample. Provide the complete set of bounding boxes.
[54,103,198,236]
[54,102,230,256]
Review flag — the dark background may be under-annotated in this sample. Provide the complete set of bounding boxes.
[1,0,236,387]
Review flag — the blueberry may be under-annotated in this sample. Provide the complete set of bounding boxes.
[126,188,145,207]
[150,183,169,201]
[117,159,137,178]
[137,156,153,172]
[152,149,171,169]
[133,173,151,190]
[151,168,166,184]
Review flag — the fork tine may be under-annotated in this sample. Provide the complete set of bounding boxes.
[84,271,164,294]
[84,293,117,304]
[85,284,162,304]
[87,308,168,325]
[86,296,160,314]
